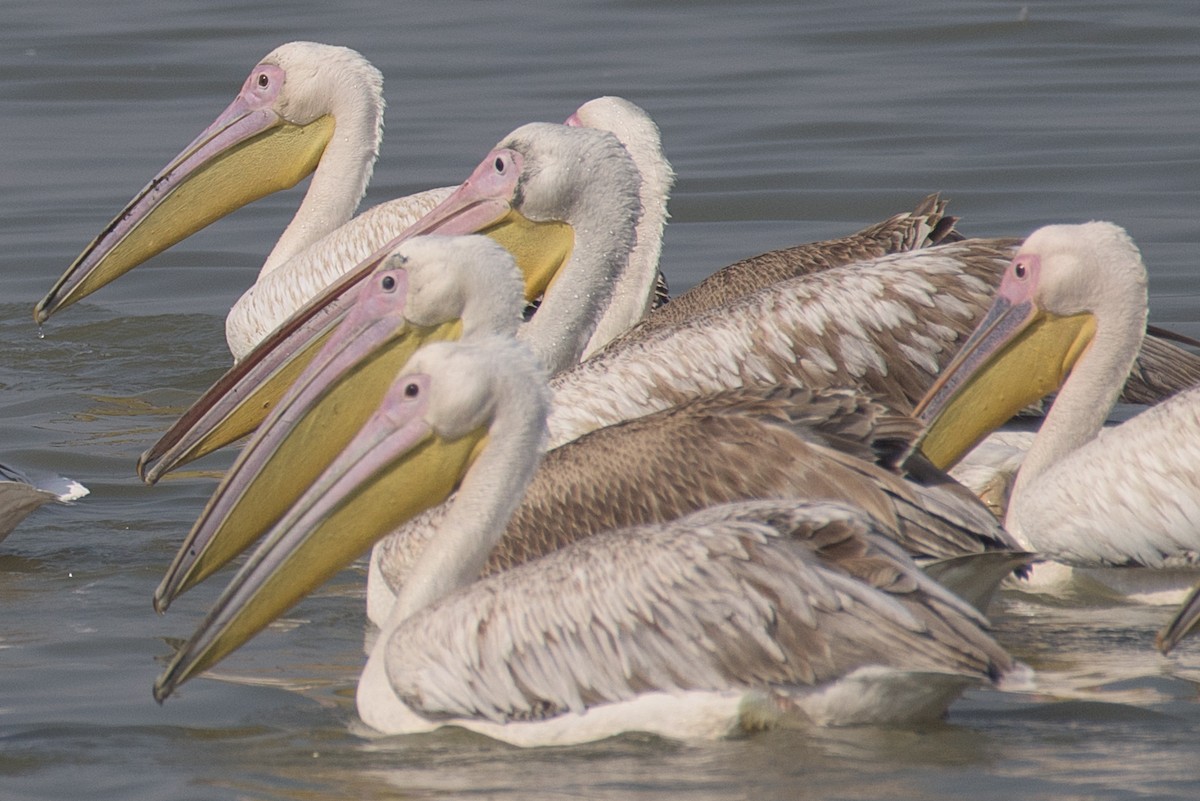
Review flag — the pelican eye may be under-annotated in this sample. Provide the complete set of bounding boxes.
[257,72,270,89]
[404,382,420,398]
[1013,260,1027,279]
[381,275,396,292]
[494,156,506,173]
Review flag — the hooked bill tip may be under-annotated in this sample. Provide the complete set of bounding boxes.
[135,451,156,484]
[33,301,51,325]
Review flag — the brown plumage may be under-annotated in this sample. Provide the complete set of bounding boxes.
[639,193,960,335]
[374,384,1016,604]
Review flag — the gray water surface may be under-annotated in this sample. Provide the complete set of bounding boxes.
[3,2,1200,799]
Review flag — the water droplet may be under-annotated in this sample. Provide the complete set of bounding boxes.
[36,326,45,340]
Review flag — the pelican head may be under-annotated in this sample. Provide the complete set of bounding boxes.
[151,235,524,611]
[154,335,547,701]
[915,222,1145,470]
[403,121,639,307]
[36,42,382,323]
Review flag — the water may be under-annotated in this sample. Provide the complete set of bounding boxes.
[2,1,1200,798]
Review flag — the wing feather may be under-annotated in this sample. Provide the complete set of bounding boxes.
[376,385,1014,609]
[549,239,1016,446]
[641,194,960,332]
[385,501,1011,724]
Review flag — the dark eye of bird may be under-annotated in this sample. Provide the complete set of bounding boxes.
[381,275,396,291]
[257,73,269,88]
[494,156,505,173]
[1014,262,1026,279]
[404,382,420,398]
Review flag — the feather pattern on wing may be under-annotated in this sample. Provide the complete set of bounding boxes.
[384,501,1012,724]
[375,384,1016,618]
[548,239,1012,446]
[637,193,960,335]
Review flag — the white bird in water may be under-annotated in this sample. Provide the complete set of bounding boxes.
[151,324,1023,745]
[36,42,452,360]
[916,221,1200,603]
[0,462,87,543]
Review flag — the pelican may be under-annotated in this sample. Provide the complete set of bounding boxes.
[153,235,1022,620]
[0,462,88,543]
[35,42,455,359]
[152,329,1023,745]
[916,221,1200,602]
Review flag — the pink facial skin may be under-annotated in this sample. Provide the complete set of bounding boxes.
[914,252,1040,426]
[37,64,289,321]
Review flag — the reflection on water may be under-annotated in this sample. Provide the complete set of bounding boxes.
[3,0,1200,799]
